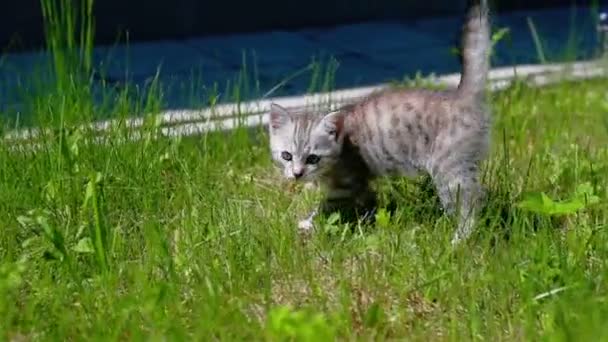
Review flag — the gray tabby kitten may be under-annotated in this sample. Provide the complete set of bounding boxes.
[268,0,491,244]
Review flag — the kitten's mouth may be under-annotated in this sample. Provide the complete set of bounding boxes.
[288,175,314,184]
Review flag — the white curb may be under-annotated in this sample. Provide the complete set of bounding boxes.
[3,58,607,146]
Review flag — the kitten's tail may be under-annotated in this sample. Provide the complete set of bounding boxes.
[457,0,490,100]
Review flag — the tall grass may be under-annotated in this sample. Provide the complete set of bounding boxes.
[525,3,606,64]
[40,0,95,86]
[38,0,95,126]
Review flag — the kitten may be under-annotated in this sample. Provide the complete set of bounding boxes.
[268,0,491,244]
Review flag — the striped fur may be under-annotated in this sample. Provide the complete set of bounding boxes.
[269,0,491,244]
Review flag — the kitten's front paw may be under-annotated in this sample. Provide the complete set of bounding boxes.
[450,234,462,246]
[297,218,315,232]
[303,181,316,190]
[451,229,470,246]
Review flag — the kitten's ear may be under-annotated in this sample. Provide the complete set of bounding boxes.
[269,103,290,130]
[320,110,344,139]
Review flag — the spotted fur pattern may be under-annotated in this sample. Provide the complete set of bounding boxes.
[268,0,491,244]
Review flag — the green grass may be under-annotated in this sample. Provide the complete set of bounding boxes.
[2,0,608,339]
[1,72,608,340]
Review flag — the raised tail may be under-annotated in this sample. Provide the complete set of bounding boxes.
[457,0,490,99]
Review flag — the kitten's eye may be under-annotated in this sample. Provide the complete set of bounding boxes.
[281,151,292,161]
[305,154,320,164]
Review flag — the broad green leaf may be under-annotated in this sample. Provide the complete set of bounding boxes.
[72,237,94,254]
[374,208,391,229]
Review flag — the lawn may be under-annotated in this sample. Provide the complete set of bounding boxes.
[1,69,608,340]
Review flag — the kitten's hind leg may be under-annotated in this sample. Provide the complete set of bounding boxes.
[431,163,485,245]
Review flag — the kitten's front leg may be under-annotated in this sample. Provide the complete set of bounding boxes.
[303,181,317,191]
[297,208,318,232]
[297,181,321,232]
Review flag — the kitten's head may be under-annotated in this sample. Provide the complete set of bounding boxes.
[268,103,345,181]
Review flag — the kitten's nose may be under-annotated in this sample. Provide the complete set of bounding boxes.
[293,169,304,179]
